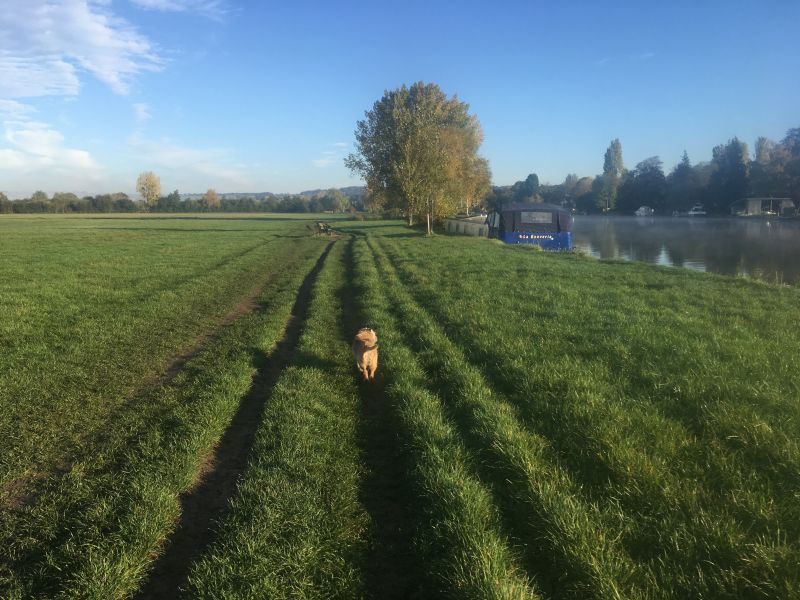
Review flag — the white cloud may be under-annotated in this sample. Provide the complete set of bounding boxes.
[130,0,230,20]
[0,0,161,98]
[0,119,98,172]
[128,132,253,189]
[0,98,99,190]
[133,102,151,122]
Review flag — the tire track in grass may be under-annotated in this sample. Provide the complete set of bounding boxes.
[0,242,310,515]
[376,236,797,599]
[185,240,369,599]
[338,237,420,599]
[366,236,655,600]
[0,235,292,512]
[135,241,335,599]
[351,236,539,599]
[2,240,328,599]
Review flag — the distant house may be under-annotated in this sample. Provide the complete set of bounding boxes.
[731,198,793,216]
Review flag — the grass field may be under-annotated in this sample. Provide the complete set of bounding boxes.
[1,214,798,598]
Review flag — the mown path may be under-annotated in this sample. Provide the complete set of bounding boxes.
[337,237,419,599]
[136,241,335,598]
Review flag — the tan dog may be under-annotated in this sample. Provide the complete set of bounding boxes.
[352,327,378,382]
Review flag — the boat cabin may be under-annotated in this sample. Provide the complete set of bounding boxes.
[486,202,573,250]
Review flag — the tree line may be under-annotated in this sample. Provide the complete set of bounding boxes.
[490,127,800,216]
[0,187,358,215]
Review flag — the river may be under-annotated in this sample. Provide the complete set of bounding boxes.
[571,216,800,285]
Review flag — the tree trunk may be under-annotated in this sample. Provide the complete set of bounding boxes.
[408,213,413,226]
[426,211,431,236]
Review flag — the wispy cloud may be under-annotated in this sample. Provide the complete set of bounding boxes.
[594,57,611,67]
[130,0,231,20]
[0,0,161,98]
[312,142,349,168]
[0,99,36,118]
[637,52,655,61]
[133,102,151,123]
[128,132,253,189]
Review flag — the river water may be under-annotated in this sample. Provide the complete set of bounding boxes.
[571,216,800,285]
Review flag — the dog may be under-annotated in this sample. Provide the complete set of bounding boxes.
[352,327,378,382]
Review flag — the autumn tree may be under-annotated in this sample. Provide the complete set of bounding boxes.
[346,81,490,234]
[203,188,220,210]
[460,156,491,214]
[136,171,161,209]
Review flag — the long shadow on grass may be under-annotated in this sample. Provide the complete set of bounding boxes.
[379,239,800,514]
[375,239,618,498]
[336,237,422,600]
[135,241,335,600]
[372,262,599,599]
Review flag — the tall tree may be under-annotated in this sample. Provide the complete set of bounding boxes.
[512,173,540,202]
[755,137,776,164]
[136,171,161,209]
[203,188,220,210]
[616,156,667,213]
[666,151,701,212]
[598,138,624,211]
[782,127,800,157]
[707,138,749,213]
[346,81,489,234]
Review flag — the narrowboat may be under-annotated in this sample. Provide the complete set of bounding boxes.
[486,203,573,250]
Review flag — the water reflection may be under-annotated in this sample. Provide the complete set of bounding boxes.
[572,216,800,284]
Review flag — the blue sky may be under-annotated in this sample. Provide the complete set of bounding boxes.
[1,0,798,198]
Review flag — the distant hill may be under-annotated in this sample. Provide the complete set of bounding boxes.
[298,186,366,200]
[181,191,276,201]
[181,186,365,202]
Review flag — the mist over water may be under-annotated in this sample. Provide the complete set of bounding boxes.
[572,216,800,285]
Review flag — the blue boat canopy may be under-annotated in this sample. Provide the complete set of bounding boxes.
[486,203,573,249]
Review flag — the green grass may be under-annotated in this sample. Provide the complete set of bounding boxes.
[2,214,799,598]
[350,234,538,599]
[186,241,370,599]
[342,222,800,598]
[0,214,317,491]
[0,214,329,597]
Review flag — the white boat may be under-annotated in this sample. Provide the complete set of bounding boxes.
[687,204,706,216]
[635,206,654,216]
